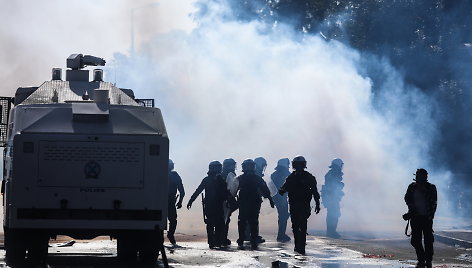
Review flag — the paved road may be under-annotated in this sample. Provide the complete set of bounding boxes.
[0,235,470,267]
[0,237,423,268]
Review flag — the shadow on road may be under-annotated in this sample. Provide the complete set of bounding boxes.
[7,255,166,268]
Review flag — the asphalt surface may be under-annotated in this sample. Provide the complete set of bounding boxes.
[435,231,472,249]
[0,233,470,267]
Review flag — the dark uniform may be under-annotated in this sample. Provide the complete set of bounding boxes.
[404,168,437,268]
[321,159,344,238]
[221,158,238,246]
[279,156,320,255]
[250,157,268,244]
[270,158,291,242]
[167,169,185,244]
[187,163,232,249]
[236,159,274,249]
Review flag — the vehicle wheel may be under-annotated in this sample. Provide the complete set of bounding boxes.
[5,227,27,265]
[27,231,49,264]
[117,235,137,262]
[139,248,159,264]
[138,230,160,264]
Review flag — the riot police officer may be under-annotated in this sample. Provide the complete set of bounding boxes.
[222,158,238,246]
[187,161,233,249]
[270,158,291,242]
[254,157,267,178]
[321,158,344,238]
[279,156,320,255]
[167,159,185,245]
[236,159,274,250]
[404,169,437,268]
[250,156,268,244]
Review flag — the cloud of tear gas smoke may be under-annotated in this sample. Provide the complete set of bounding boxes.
[0,0,195,96]
[0,0,456,236]
[110,1,454,234]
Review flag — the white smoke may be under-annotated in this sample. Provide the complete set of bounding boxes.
[0,0,451,236]
[112,2,445,234]
[0,0,195,95]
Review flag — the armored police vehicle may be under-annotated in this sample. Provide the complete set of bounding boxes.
[1,54,169,264]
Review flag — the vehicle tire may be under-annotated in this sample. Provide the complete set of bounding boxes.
[139,248,159,265]
[4,227,27,265]
[138,230,160,264]
[117,235,137,262]
[27,231,49,264]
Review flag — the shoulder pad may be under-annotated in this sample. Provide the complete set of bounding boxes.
[304,170,314,176]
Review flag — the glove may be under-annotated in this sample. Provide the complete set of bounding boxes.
[269,198,275,208]
[315,204,320,214]
[402,212,411,221]
[186,201,192,210]
[176,201,182,209]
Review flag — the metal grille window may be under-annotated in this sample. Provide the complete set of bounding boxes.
[135,99,155,108]
[0,97,13,147]
[41,143,141,163]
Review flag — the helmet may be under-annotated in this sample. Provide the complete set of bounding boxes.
[168,159,174,171]
[329,158,344,169]
[276,158,290,169]
[254,157,267,175]
[223,158,236,171]
[208,160,223,174]
[292,155,307,170]
[241,159,256,173]
[415,168,428,182]
[254,157,267,168]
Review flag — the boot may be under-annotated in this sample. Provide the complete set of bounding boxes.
[415,261,425,268]
[425,260,432,268]
[237,240,245,250]
[277,219,290,242]
[255,236,265,244]
[167,234,176,245]
[327,230,341,239]
[277,233,291,242]
[294,247,305,255]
